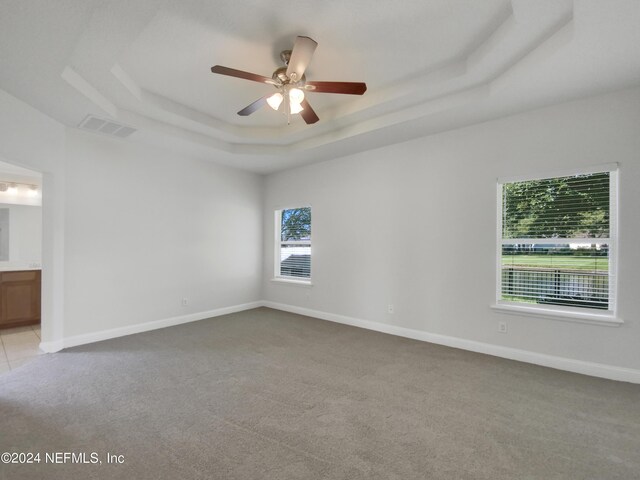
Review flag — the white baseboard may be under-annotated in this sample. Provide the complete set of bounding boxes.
[39,301,263,353]
[39,339,64,353]
[262,301,640,384]
[38,299,640,384]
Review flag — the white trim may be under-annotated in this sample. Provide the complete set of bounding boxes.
[38,301,262,353]
[262,301,640,384]
[271,277,313,287]
[274,209,281,279]
[273,203,313,211]
[491,302,622,326]
[501,238,610,245]
[39,339,64,353]
[495,182,503,305]
[609,169,619,314]
[497,163,618,184]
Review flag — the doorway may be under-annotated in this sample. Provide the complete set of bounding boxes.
[0,159,42,373]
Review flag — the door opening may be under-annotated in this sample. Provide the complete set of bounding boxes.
[0,159,42,373]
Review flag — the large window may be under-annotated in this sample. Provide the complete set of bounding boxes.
[275,207,311,281]
[497,166,617,317]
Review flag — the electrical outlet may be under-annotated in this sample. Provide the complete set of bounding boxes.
[498,321,508,334]
[181,298,189,307]
[388,304,395,314]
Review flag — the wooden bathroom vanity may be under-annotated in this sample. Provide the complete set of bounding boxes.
[0,269,41,329]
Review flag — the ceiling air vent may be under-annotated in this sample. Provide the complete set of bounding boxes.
[77,115,136,138]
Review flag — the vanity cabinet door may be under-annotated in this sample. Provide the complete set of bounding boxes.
[0,271,41,328]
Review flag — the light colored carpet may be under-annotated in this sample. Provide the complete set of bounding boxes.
[1,307,639,479]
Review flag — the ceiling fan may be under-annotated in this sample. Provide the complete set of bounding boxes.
[210,36,367,125]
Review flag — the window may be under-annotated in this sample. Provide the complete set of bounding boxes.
[275,207,311,281]
[497,166,617,318]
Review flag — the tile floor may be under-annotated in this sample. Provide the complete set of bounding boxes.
[0,324,42,374]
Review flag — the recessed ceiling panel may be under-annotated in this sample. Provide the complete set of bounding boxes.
[118,0,510,127]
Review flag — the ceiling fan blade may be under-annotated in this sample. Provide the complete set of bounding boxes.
[211,65,277,85]
[237,95,270,116]
[305,81,367,95]
[286,36,317,82]
[299,99,319,124]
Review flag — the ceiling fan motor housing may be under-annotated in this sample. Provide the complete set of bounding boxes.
[272,65,305,85]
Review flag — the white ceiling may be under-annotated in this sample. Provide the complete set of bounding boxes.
[1,0,639,173]
[0,159,41,179]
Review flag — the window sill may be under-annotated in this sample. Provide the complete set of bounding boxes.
[271,277,313,287]
[490,303,623,327]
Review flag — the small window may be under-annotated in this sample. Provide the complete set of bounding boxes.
[275,207,311,280]
[497,167,617,316]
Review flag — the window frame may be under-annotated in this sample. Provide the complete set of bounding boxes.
[273,206,312,285]
[493,164,622,326]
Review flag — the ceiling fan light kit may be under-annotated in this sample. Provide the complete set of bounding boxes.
[211,36,367,125]
[266,92,284,110]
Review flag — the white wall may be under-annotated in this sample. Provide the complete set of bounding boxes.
[0,88,264,344]
[0,89,66,343]
[0,204,42,268]
[263,86,640,372]
[63,128,263,337]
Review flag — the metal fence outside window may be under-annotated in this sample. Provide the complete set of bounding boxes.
[501,266,609,309]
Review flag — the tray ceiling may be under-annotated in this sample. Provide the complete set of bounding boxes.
[1,0,639,173]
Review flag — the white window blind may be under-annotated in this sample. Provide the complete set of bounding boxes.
[498,168,617,314]
[275,207,311,279]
